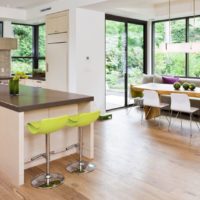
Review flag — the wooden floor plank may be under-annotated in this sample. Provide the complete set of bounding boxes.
[1,107,200,199]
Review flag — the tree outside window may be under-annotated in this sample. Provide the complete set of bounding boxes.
[11,24,46,75]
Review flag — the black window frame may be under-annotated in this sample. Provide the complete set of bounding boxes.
[0,21,3,37]
[105,14,147,110]
[12,23,45,74]
[152,15,200,79]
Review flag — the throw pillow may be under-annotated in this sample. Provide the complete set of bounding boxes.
[162,76,179,84]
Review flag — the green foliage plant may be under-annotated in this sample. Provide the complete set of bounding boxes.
[13,71,28,80]
[173,82,181,90]
[189,83,196,91]
[182,82,190,90]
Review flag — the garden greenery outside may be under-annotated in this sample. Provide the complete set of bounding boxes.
[106,17,200,94]
[154,18,200,77]
[106,20,144,92]
[11,24,46,75]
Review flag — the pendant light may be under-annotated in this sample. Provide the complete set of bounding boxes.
[158,0,200,53]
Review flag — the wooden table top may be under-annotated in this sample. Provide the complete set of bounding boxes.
[132,83,200,98]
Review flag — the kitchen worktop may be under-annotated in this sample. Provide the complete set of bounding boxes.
[0,76,12,80]
[0,84,94,112]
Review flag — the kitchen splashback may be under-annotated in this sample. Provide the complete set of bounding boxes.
[0,51,10,76]
[0,38,17,50]
[0,38,17,77]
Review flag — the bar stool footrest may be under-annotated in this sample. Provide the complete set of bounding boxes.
[66,161,96,173]
[31,173,64,189]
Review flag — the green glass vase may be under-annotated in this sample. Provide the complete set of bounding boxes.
[9,79,19,95]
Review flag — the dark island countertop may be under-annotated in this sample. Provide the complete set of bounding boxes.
[0,76,12,80]
[0,85,94,112]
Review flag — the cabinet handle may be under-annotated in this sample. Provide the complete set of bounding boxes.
[46,63,49,72]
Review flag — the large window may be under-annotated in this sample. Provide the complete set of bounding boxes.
[11,23,45,75]
[188,17,200,77]
[153,17,200,78]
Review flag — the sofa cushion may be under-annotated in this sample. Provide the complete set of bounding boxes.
[162,76,179,84]
[179,78,200,87]
[153,74,163,83]
[142,74,154,84]
[142,74,200,87]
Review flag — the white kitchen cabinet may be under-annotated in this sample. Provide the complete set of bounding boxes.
[46,43,68,91]
[45,10,69,92]
[46,11,68,35]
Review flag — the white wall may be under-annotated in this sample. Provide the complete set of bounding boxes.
[76,8,105,112]
[0,7,26,21]
[68,8,77,93]
[3,21,13,37]
[1,7,106,112]
[26,0,106,23]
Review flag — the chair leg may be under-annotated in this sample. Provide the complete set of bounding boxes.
[158,109,161,128]
[31,134,64,188]
[79,127,83,171]
[66,127,96,173]
[196,121,200,130]
[141,107,144,125]
[190,114,193,139]
[168,110,173,131]
[180,112,183,131]
[146,107,152,119]
[46,134,50,185]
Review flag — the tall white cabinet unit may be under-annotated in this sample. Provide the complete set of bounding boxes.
[45,11,69,91]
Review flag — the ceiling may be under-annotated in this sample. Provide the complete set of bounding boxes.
[0,0,199,21]
[84,0,200,20]
[0,0,55,9]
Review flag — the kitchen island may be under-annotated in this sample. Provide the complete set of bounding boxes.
[0,84,94,186]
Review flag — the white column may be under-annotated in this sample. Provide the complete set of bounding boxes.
[3,21,14,38]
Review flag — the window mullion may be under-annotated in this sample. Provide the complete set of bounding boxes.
[33,25,39,69]
[186,18,189,77]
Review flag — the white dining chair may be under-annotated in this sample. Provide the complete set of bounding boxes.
[142,90,169,126]
[168,93,200,137]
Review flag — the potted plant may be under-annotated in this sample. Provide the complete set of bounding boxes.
[173,82,181,90]
[182,82,190,90]
[189,83,196,91]
[32,69,45,79]
[9,72,28,95]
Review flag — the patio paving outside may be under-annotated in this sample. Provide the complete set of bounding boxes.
[106,90,133,110]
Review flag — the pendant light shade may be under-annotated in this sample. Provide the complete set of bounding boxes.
[158,0,200,53]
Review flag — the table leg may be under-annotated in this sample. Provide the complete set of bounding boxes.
[144,106,160,120]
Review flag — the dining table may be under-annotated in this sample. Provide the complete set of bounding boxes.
[132,83,200,119]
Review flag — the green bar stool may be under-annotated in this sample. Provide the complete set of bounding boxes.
[27,115,69,189]
[66,111,100,173]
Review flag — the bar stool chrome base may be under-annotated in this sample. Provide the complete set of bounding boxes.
[66,161,96,173]
[31,172,64,189]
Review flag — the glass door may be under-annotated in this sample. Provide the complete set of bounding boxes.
[105,20,126,110]
[105,15,146,110]
[127,23,145,105]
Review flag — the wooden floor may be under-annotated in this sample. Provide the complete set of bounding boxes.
[1,107,200,200]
